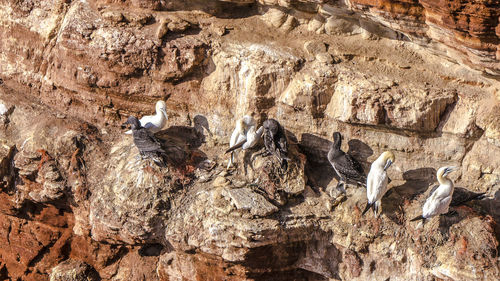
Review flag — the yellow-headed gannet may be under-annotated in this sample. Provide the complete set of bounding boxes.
[410,166,458,223]
[125,100,168,134]
[362,151,395,217]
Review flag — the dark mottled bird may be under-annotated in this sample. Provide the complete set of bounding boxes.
[327,132,366,189]
[262,119,289,170]
[124,116,166,167]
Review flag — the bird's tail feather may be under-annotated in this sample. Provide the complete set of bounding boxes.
[410,215,425,222]
[362,202,373,216]
[225,139,246,154]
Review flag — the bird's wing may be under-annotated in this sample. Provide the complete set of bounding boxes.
[422,189,452,218]
[256,126,264,138]
[139,115,154,127]
[143,122,156,130]
[230,127,244,147]
[133,129,164,153]
[337,154,366,183]
[277,134,288,155]
[371,171,389,202]
[429,185,439,198]
[264,131,277,153]
[436,195,453,215]
[243,132,260,149]
[227,139,247,153]
[422,196,439,218]
[377,173,389,199]
[346,153,364,174]
[366,171,376,202]
[367,169,387,202]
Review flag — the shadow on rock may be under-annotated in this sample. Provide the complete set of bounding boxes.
[347,139,373,168]
[156,120,210,168]
[138,243,165,257]
[381,167,436,224]
[438,188,498,236]
[299,133,336,189]
[480,190,500,245]
[393,167,436,199]
[157,126,204,150]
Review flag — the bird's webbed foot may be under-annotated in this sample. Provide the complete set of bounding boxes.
[335,180,346,191]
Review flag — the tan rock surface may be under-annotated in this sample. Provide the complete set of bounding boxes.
[0,0,498,280]
[50,260,100,281]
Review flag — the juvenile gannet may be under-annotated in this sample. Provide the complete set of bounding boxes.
[124,116,166,167]
[327,132,366,189]
[362,151,395,217]
[225,115,263,168]
[125,100,168,134]
[410,166,458,223]
[262,119,289,170]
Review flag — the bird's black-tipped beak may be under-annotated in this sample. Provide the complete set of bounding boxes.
[443,166,458,176]
[121,118,134,130]
[384,159,393,171]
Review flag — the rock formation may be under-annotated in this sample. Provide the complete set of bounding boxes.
[0,0,498,280]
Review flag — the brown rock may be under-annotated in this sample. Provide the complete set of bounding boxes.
[304,40,327,56]
[222,187,278,216]
[325,69,457,132]
[89,139,175,244]
[0,1,498,280]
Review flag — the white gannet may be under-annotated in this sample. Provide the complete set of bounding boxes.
[327,132,367,189]
[125,100,168,134]
[362,151,395,217]
[225,115,263,169]
[410,166,458,223]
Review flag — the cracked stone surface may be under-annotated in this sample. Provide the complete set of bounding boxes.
[0,0,498,280]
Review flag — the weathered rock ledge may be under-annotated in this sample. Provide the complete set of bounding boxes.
[0,0,498,280]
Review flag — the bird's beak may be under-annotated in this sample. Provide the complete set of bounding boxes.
[161,108,168,120]
[121,121,130,129]
[383,159,393,171]
[444,166,458,176]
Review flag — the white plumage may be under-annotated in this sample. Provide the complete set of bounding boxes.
[363,151,395,217]
[226,115,263,169]
[410,166,457,223]
[422,166,456,218]
[125,100,168,134]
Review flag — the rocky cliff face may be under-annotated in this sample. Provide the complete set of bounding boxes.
[0,0,499,280]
